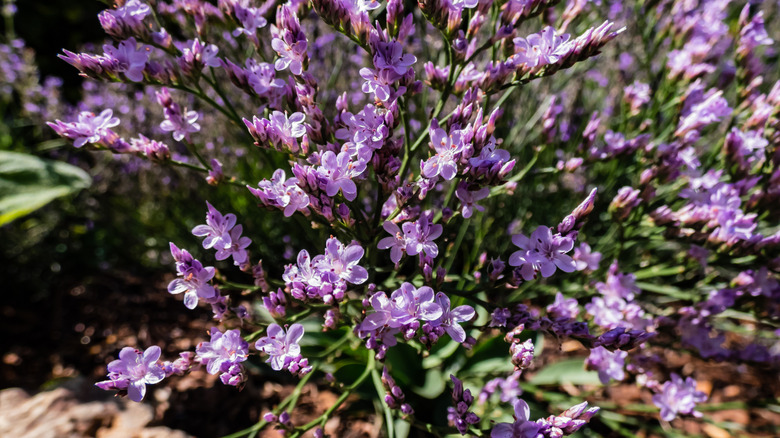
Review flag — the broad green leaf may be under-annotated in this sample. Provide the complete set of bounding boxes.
[528,358,601,386]
[0,151,91,226]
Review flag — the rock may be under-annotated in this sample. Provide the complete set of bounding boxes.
[0,386,191,438]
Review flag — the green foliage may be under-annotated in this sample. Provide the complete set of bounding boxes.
[0,150,91,226]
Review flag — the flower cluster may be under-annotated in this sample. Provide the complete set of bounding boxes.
[283,237,368,304]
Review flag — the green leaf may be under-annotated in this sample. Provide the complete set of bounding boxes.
[0,151,91,226]
[528,358,601,386]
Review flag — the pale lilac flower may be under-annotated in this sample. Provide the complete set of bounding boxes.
[160,107,200,142]
[196,327,249,376]
[389,283,443,327]
[431,292,475,343]
[513,27,571,69]
[573,243,601,271]
[652,374,707,421]
[490,399,542,438]
[509,225,576,278]
[103,37,149,82]
[403,214,443,258]
[177,39,221,75]
[586,346,627,384]
[214,225,252,266]
[455,185,490,218]
[96,346,165,402]
[47,109,120,147]
[233,5,268,37]
[255,323,305,371]
[546,292,579,319]
[271,5,307,76]
[269,111,306,146]
[373,40,417,77]
[319,151,367,201]
[192,201,237,251]
[421,126,465,180]
[378,221,407,264]
[245,60,285,97]
[313,237,369,284]
[359,67,394,101]
[449,0,480,10]
[248,169,310,217]
[167,260,217,309]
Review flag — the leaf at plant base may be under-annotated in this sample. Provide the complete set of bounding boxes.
[529,358,601,386]
[0,151,91,226]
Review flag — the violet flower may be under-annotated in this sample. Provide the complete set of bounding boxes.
[652,374,707,421]
[319,150,367,201]
[47,109,120,148]
[512,26,571,70]
[192,201,237,251]
[586,346,627,384]
[196,328,249,386]
[403,214,444,258]
[255,323,308,373]
[509,225,576,279]
[455,185,490,218]
[248,169,310,217]
[313,237,369,284]
[377,221,407,264]
[490,398,542,438]
[431,292,475,343]
[96,346,165,402]
[421,126,465,180]
[102,37,149,82]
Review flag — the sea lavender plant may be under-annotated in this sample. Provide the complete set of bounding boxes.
[39,0,780,436]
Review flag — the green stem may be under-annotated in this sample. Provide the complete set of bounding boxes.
[289,353,375,437]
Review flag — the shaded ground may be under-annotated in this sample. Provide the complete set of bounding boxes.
[2,270,779,437]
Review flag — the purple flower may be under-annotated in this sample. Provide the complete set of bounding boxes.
[546,292,579,319]
[652,374,707,421]
[586,346,627,384]
[421,126,465,180]
[372,40,416,77]
[455,185,490,218]
[196,327,249,377]
[255,323,305,371]
[47,109,120,148]
[403,214,444,258]
[512,27,571,70]
[244,59,286,98]
[313,237,369,284]
[269,111,306,148]
[491,398,542,438]
[318,150,366,201]
[233,4,268,37]
[248,169,310,217]
[359,67,395,102]
[573,243,601,271]
[378,221,406,264]
[271,5,308,76]
[509,225,576,279]
[389,283,443,326]
[177,39,221,75]
[157,88,201,142]
[675,83,732,141]
[102,37,149,82]
[167,243,217,308]
[192,201,237,251]
[431,292,475,343]
[215,225,252,266]
[96,346,165,402]
[167,258,217,309]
